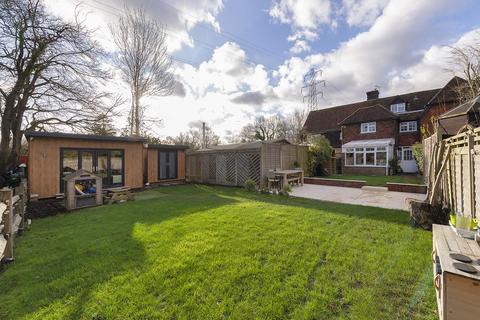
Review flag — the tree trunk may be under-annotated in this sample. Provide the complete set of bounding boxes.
[0,94,17,172]
[134,92,140,136]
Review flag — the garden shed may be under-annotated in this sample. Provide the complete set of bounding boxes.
[186,139,308,187]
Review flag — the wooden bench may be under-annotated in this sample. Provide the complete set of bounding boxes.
[104,187,135,205]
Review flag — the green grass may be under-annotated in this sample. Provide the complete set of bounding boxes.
[327,174,424,186]
[0,185,436,320]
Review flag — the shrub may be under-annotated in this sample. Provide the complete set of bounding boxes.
[307,135,333,176]
[292,160,300,168]
[412,142,424,174]
[244,179,257,192]
[389,156,402,175]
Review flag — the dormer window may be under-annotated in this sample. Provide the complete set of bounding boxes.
[390,102,406,113]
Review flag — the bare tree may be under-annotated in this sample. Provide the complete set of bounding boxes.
[110,6,174,136]
[449,34,480,101]
[238,110,307,143]
[0,0,116,170]
[164,123,220,150]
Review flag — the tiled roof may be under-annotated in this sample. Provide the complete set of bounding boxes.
[303,87,443,133]
[339,104,396,125]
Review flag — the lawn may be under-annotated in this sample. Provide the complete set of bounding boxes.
[0,185,436,320]
[327,174,425,186]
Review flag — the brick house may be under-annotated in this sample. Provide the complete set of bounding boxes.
[303,77,466,175]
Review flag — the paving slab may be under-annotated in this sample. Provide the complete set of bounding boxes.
[291,184,426,211]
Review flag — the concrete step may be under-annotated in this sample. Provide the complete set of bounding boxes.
[361,186,388,192]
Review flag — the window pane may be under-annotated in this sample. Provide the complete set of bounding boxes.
[97,151,109,186]
[81,151,93,172]
[391,103,406,113]
[366,147,375,151]
[355,148,364,152]
[355,152,364,165]
[168,151,177,179]
[377,147,386,151]
[366,152,375,165]
[345,152,354,165]
[111,150,123,185]
[62,150,78,176]
[376,152,387,166]
[403,149,414,161]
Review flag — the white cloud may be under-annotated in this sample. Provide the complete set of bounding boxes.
[388,28,480,94]
[269,0,331,53]
[342,0,389,27]
[272,0,466,108]
[269,0,332,30]
[43,0,224,53]
[290,40,312,54]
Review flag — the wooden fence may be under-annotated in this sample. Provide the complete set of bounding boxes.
[425,127,480,218]
[0,179,28,263]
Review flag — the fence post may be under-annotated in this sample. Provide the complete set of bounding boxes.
[0,188,14,260]
[467,132,475,218]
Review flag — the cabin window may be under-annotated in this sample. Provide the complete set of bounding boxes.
[360,122,376,133]
[60,149,124,192]
[390,102,406,113]
[399,121,417,132]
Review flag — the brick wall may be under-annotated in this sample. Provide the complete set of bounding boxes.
[398,131,421,146]
[342,166,386,175]
[342,119,396,144]
[304,177,366,188]
[386,182,427,194]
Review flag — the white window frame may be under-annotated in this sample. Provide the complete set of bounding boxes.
[344,146,388,167]
[360,122,376,133]
[398,146,414,161]
[399,121,417,132]
[390,102,406,113]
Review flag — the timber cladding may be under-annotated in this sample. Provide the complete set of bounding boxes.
[28,137,145,199]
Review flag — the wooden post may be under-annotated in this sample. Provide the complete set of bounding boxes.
[467,132,475,218]
[0,188,14,259]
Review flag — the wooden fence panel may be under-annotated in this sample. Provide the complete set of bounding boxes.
[428,129,479,218]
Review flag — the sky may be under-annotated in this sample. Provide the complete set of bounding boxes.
[43,0,480,140]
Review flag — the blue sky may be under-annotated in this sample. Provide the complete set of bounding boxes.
[45,0,480,140]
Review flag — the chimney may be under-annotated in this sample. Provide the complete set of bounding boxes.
[366,89,379,100]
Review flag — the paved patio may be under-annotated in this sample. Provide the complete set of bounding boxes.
[291,184,426,211]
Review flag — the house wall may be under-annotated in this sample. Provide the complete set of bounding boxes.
[342,166,386,175]
[146,149,186,184]
[342,119,397,144]
[398,130,421,146]
[28,137,145,199]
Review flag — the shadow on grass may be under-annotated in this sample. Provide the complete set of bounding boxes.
[209,185,417,227]
[0,185,237,319]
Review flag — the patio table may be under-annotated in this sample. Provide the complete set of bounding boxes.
[274,169,304,188]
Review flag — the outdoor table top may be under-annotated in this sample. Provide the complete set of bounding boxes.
[273,169,304,174]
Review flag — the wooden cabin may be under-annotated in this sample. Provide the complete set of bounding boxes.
[25,132,187,199]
